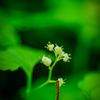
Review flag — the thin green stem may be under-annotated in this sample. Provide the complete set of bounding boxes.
[26,68,33,93]
[25,73,33,100]
[49,80,56,83]
[33,58,58,91]
[51,58,58,69]
[48,68,52,80]
[26,74,32,93]
[33,80,49,91]
[48,59,57,80]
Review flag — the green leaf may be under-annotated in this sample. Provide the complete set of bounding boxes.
[0,18,21,49]
[0,45,52,73]
[78,72,100,99]
[0,59,21,71]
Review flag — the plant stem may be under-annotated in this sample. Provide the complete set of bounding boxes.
[33,58,58,91]
[48,68,52,80]
[56,80,59,100]
[26,68,33,93]
[33,80,49,91]
[51,59,58,69]
[26,75,32,93]
[48,58,57,80]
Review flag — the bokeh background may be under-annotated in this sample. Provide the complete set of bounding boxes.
[0,0,100,100]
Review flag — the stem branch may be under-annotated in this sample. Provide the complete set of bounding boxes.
[33,58,58,91]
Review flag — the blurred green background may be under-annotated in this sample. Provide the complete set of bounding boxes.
[0,0,100,100]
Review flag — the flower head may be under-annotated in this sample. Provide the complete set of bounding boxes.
[54,46,63,54]
[42,56,52,66]
[45,42,54,51]
[58,78,65,87]
[63,53,71,62]
[44,42,71,62]
[48,44,54,51]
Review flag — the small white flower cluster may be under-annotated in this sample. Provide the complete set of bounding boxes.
[41,42,71,67]
[45,42,71,62]
[58,78,65,87]
[42,56,52,66]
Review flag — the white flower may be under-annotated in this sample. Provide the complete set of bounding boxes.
[58,78,65,87]
[63,53,71,62]
[57,51,64,61]
[42,56,52,66]
[47,44,54,51]
[59,51,64,57]
[54,46,63,54]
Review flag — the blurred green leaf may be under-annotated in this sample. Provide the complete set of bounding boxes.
[0,45,52,74]
[0,18,21,49]
[78,72,100,100]
[0,59,21,71]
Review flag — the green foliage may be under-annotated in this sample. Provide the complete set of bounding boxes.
[78,72,100,100]
[20,72,88,100]
[0,59,21,71]
[0,45,51,74]
[0,0,100,99]
[0,18,21,49]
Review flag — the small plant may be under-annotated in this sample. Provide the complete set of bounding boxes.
[36,42,71,100]
[0,41,71,100]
